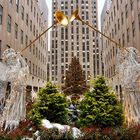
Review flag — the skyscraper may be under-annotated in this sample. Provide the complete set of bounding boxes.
[0,0,48,92]
[101,0,112,32]
[100,0,112,76]
[101,0,140,89]
[50,0,99,86]
[102,0,140,100]
[101,0,140,124]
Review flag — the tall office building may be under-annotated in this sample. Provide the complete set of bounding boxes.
[0,0,48,92]
[101,0,112,32]
[100,0,112,76]
[101,0,140,125]
[50,0,99,86]
[101,0,140,90]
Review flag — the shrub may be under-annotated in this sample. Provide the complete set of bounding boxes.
[29,82,69,125]
[79,125,140,140]
[39,128,74,140]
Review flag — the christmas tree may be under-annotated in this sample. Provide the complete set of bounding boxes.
[29,82,69,125]
[63,56,88,96]
[77,76,124,127]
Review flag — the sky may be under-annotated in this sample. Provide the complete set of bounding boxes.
[45,0,106,49]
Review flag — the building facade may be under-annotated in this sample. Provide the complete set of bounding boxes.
[0,0,48,92]
[102,0,140,92]
[101,0,140,124]
[101,0,112,32]
[47,51,50,82]
[99,0,112,76]
[50,0,99,86]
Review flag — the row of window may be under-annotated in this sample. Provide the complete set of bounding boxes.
[103,1,140,69]
[28,60,47,80]
[30,45,46,65]
[105,65,116,78]
[5,14,43,41]
[104,1,140,37]
[5,16,47,65]
[0,5,47,51]
[8,0,45,28]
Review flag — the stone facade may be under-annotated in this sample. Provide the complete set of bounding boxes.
[101,0,140,124]
[0,0,48,92]
[50,0,99,87]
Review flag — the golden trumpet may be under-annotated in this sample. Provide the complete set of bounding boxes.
[70,9,128,52]
[20,11,68,53]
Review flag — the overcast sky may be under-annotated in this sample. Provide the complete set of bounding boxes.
[45,0,105,50]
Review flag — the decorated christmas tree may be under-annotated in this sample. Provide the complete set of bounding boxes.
[63,56,88,96]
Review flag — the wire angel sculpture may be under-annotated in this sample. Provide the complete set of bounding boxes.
[117,47,140,125]
[0,48,29,131]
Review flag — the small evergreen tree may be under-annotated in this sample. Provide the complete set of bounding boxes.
[77,76,124,127]
[29,82,69,125]
[63,56,88,95]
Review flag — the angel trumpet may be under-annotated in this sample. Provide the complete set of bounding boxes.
[20,11,68,53]
[70,9,128,51]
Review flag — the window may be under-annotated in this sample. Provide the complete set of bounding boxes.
[138,14,140,30]
[33,44,35,55]
[132,21,135,37]
[130,0,133,10]
[9,0,12,3]
[0,5,3,25]
[15,23,18,39]
[29,40,31,52]
[29,61,31,73]
[34,7,36,17]
[121,12,123,24]
[30,20,32,31]
[36,47,37,57]
[25,35,28,46]
[27,0,29,5]
[87,52,90,62]
[0,40,1,58]
[117,0,119,10]
[26,14,28,26]
[7,15,11,32]
[33,64,35,74]
[118,19,120,30]
[111,12,113,21]
[127,28,129,42]
[36,65,37,76]
[125,4,128,18]
[115,24,117,35]
[21,6,24,20]
[37,13,38,23]
[122,33,125,46]
[16,0,19,12]
[21,30,23,44]
[31,0,33,12]
[33,25,35,36]
[114,6,116,17]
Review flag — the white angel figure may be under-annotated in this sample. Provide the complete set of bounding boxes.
[0,48,29,131]
[117,47,140,125]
